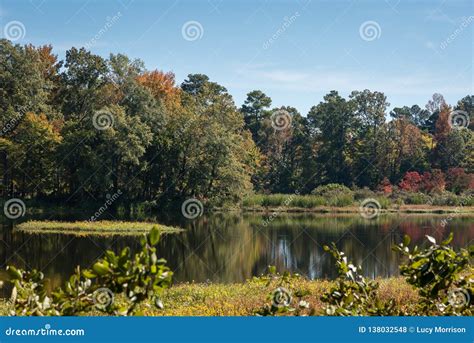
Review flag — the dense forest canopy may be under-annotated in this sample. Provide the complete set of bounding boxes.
[0,39,473,206]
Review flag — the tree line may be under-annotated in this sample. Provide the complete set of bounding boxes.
[0,39,472,206]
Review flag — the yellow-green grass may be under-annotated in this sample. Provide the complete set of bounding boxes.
[0,278,417,316]
[15,220,183,237]
[241,194,474,213]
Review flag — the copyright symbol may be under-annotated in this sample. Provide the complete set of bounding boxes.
[409,327,415,333]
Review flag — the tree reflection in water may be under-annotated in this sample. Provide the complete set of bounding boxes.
[0,213,472,296]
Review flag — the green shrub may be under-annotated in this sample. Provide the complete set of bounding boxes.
[460,195,474,206]
[393,197,405,206]
[431,192,463,206]
[404,192,432,205]
[457,190,474,206]
[354,187,376,201]
[320,243,397,315]
[5,227,172,316]
[311,183,352,196]
[393,234,473,315]
[375,196,392,209]
[312,184,354,207]
[461,189,474,198]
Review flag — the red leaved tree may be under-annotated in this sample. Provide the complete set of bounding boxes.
[399,171,422,192]
[420,169,446,194]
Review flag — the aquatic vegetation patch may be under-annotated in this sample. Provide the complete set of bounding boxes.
[15,220,183,236]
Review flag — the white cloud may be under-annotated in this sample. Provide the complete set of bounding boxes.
[425,10,457,25]
[258,70,309,83]
[231,64,469,96]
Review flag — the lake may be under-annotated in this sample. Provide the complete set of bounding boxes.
[1,212,473,292]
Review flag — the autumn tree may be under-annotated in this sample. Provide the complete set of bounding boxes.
[381,117,429,181]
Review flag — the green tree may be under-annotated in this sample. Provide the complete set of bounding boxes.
[455,95,473,130]
[425,93,447,134]
[390,104,430,130]
[240,90,272,144]
[59,47,109,119]
[8,113,61,197]
[307,91,356,185]
[350,90,388,187]
[0,40,58,196]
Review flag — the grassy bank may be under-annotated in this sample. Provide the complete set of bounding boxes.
[242,193,474,213]
[0,278,417,316]
[243,204,474,214]
[15,220,183,236]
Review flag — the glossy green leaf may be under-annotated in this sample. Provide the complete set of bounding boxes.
[149,227,160,246]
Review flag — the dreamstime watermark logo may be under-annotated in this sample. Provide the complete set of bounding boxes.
[181,198,204,219]
[262,190,300,227]
[181,21,204,41]
[447,288,470,308]
[438,193,473,229]
[1,112,25,137]
[93,287,114,310]
[271,109,292,131]
[263,12,300,49]
[4,323,85,337]
[272,287,292,308]
[88,190,122,222]
[92,109,115,130]
[3,198,26,219]
[3,21,26,41]
[448,110,470,129]
[359,21,381,41]
[359,198,381,219]
[84,12,122,49]
[440,16,474,50]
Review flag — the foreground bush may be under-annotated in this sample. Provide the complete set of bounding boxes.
[394,233,473,315]
[4,227,171,316]
[255,234,472,316]
[321,244,396,315]
[319,234,472,316]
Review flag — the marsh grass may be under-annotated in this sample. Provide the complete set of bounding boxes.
[243,193,359,208]
[242,194,474,213]
[243,194,327,208]
[15,220,183,237]
[0,277,417,316]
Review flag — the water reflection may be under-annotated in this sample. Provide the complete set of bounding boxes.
[0,213,473,293]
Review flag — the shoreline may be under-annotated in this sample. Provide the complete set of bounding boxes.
[226,205,474,214]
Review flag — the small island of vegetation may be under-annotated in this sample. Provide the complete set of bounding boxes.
[15,220,182,236]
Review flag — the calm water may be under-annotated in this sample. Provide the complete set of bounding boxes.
[1,212,473,292]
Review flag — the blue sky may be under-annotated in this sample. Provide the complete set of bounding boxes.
[0,0,472,114]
